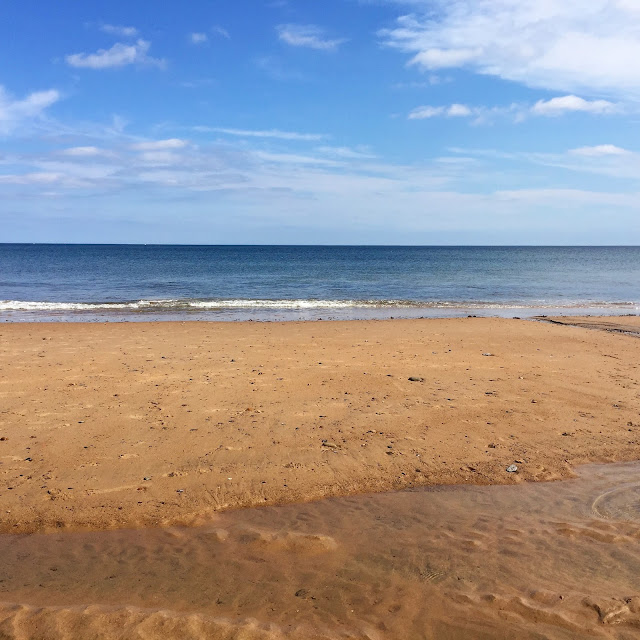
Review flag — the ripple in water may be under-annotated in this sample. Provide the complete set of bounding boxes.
[1,462,640,639]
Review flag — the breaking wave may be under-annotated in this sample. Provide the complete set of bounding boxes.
[0,298,638,313]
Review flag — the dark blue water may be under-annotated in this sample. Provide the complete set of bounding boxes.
[0,244,638,321]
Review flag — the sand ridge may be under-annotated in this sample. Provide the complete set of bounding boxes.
[0,317,639,533]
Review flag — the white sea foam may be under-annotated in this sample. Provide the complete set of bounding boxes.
[0,298,638,312]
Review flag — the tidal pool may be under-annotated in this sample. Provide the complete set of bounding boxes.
[1,462,640,639]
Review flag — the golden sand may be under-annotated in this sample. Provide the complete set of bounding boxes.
[0,316,638,533]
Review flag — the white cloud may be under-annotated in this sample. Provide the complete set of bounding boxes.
[453,144,640,180]
[531,95,618,116]
[66,40,164,69]
[446,103,472,117]
[392,76,447,89]
[493,188,638,208]
[60,146,104,157]
[382,1,640,98]
[408,96,620,122]
[130,138,188,150]
[100,24,138,38]
[136,151,181,165]
[409,104,472,119]
[570,144,630,156]
[4,119,640,242]
[0,86,60,134]
[408,105,444,119]
[277,24,346,51]
[190,32,208,45]
[316,146,377,159]
[0,172,64,185]
[200,127,326,141]
[253,151,344,166]
[410,48,479,69]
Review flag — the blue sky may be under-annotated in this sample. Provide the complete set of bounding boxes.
[1,0,639,244]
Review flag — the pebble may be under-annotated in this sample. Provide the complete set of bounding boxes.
[506,464,518,473]
[408,376,424,382]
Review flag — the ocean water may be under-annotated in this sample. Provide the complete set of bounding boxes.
[0,244,638,321]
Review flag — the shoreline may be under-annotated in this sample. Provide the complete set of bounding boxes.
[1,316,639,534]
[1,308,639,324]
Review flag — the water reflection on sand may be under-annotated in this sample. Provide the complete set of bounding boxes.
[1,462,640,639]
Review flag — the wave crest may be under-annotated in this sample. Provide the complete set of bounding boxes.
[0,298,638,313]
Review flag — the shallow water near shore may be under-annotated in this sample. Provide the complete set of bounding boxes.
[1,462,640,639]
[2,244,639,322]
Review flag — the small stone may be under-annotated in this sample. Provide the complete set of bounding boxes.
[506,464,518,473]
[322,442,337,449]
[143,477,151,481]
[295,589,310,598]
[408,376,424,382]
[482,353,494,357]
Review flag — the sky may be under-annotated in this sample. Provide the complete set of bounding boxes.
[1,0,639,245]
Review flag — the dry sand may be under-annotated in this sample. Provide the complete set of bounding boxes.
[0,316,639,533]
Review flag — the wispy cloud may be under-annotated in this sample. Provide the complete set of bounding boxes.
[60,146,106,157]
[409,104,472,119]
[0,85,61,135]
[198,127,326,141]
[130,138,189,151]
[66,40,165,69]
[392,76,448,89]
[408,96,621,122]
[381,1,640,99]
[211,26,230,39]
[569,144,630,157]
[277,24,346,51]
[3,118,639,243]
[0,172,66,185]
[189,32,208,45]
[100,24,138,38]
[316,146,377,159]
[452,144,640,180]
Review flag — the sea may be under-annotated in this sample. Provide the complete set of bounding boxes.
[0,244,638,322]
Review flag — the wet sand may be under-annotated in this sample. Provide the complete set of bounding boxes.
[0,317,639,533]
[541,315,640,337]
[1,461,640,639]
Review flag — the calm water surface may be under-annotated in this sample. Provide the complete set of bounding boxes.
[1,244,638,321]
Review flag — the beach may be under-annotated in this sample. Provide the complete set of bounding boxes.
[1,316,639,534]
